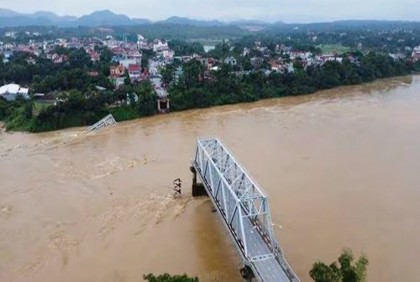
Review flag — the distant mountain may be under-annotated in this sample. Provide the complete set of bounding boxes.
[0,9,77,27]
[0,9,20,18]
[0,9,138,27]
[158,16,225,27]
[76,10,134,26]
[29,11,77,23]
[266,19,420,33]
[0,8,419,31]
[0,9,285,28]
[131,18,152,25]
[0,16,53,27]
[228,19,271,27]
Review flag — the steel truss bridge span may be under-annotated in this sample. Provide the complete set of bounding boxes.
[191,138,299,282]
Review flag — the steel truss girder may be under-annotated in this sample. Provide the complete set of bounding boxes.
[193,138,300,282]
[194,139,278,256]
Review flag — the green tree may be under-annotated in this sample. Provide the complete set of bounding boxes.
[143,273,198,282]
[180,59,205,88]
[168,40,205,56]
[68,47,92,69]
[160,64,176,85]
[99,46,113,63]
[310,249,368,282]
[134,82,156,116]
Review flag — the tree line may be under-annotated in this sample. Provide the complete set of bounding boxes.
[0,82,156,132]
[167,52,418,111]
[1,40,419,132]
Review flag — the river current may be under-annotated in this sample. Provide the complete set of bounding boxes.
[1,75,419,281]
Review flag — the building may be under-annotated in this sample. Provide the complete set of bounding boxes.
[119,57,138,68]
[110,65,126,78]
[87,71,99,77]
[161,50,174,62]
[128,64,141,81]
[48,52,68,63]
[26,57,36,65]
[125,51,142,65]
[250,56,263,69]
[224,56,237,65]
[2,51,13,63]
[412,46,420,62]
[153,40,169,52]
[0,84,29,101]
[87,49,100,62]
[4,31,17,38]
[109,65,127,87]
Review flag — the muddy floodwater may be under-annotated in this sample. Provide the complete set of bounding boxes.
[1,75,420,282]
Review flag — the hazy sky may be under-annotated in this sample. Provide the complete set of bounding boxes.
[1,0,419,23]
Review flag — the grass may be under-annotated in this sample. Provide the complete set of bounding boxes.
[318,44,351,54]
[33,101,53,115]
[187,39,224,46]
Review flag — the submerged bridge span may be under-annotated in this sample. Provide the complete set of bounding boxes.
[191,138,300,282]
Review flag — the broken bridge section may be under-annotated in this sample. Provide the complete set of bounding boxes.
[191,138,299,282]
[87,114,117,132]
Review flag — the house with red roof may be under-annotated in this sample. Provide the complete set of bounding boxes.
[128,64,141,81]
[51,53,68,64]
[110,64,126,78]
[87,49,100,62]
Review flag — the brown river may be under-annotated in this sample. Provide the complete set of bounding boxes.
[1,75,420,282]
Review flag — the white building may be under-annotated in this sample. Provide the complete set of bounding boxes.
[224,56,237,65]
[161,49,175,61]
[4,31,17,38]
[119,58,138,68]
[0,84,29,101]
[153,40,169,52]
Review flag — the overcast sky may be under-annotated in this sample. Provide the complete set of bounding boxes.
[1,0,419,23]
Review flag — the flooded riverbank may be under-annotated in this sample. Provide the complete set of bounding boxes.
[1,75,419,281]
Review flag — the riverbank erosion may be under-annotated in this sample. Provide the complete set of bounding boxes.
[1,75,420,281]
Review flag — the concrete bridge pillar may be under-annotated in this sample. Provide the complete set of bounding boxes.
[190,166,208,197]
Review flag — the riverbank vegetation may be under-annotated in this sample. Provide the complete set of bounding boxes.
[168,52,418,111]
[310,249,368,282]
[143,273,198,282]
[144,249,368,282]
[0,29,420,132]
[0,83,156,132]
[1,52,419,132]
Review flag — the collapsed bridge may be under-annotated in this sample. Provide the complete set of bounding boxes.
[190,138,299,282]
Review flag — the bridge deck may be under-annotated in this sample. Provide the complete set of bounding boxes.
[192,138,299,282]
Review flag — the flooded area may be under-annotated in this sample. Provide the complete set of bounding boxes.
[1,75,420,282]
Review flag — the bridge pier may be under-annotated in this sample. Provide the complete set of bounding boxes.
[190,166,208,197]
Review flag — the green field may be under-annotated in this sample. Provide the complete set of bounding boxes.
[318,44,351,54]
[187,39,224,45]
[33,101,53,115]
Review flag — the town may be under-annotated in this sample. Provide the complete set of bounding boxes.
[0,25,419,131]
[1,3,420,282]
